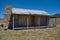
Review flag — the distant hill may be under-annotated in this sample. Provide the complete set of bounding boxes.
[51,13,60,18]
[0,18,4,20]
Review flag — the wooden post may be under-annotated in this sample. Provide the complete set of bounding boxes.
[55,16,56,27]
[27,16,29,29]
[47,16,49,26]
[48,16,51,26]
[39,17,41,26]
[13,16,14,30]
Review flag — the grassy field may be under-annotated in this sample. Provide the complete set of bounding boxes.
[0,26,60,40]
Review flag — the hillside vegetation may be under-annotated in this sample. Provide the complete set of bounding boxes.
[0,26,60,40]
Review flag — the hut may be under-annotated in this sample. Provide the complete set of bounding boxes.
[4,6,50,29]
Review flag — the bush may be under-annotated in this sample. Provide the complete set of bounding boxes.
[0,24,3,27]
[0,24,4,31]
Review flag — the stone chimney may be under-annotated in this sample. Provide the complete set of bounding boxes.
[4,5,12,29]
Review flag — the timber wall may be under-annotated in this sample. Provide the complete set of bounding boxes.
[50,18,60,26]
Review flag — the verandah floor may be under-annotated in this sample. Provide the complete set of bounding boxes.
[13,26,54,30]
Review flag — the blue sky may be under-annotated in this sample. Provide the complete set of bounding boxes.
[0,0,60,18]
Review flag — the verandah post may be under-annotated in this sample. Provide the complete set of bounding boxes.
[27,16,29,29]
[13,15,14,30]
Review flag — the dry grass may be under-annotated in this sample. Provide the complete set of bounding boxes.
[0,20,4,23]
[0,26,60,40]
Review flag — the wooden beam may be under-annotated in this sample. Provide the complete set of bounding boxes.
[13,16,14,30]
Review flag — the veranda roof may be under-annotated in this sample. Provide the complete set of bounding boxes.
[12,8,50,15]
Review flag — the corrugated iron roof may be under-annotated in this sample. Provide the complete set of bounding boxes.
[12,8,50,15]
